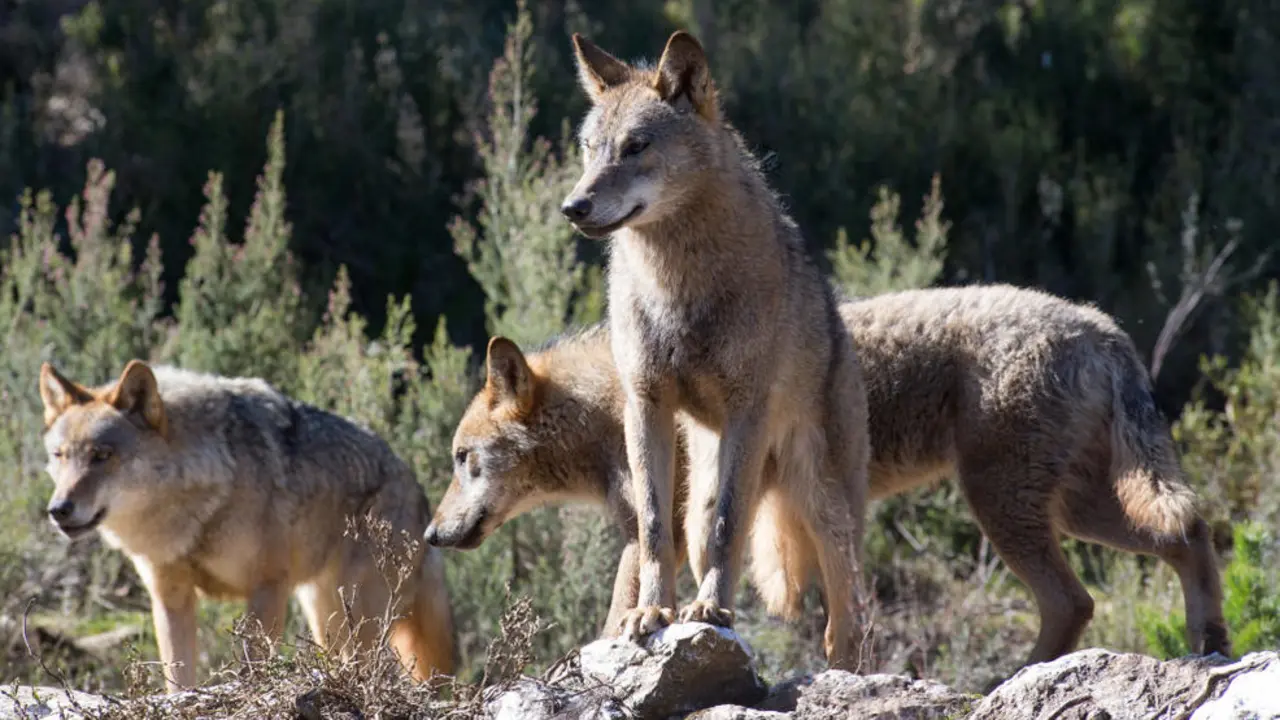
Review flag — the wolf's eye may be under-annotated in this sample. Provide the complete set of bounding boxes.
[620,139,649,158]
[453,449,469,467]
[91,447,113,463]
[50,448,65,461]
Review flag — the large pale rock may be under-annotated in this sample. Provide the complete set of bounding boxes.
[688,707,790,720]
[0,686,107,719]
[968,648,1266,720]
[783,671,974,719]
[1189,652,1280,720]
[579,622,767,720]
[483,677,628,720]
[693,670,974,720]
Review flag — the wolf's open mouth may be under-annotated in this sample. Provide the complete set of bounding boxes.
[573,204,644,238]
[57,508,106,538]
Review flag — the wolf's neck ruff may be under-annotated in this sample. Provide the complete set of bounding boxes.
[609,159,790,313]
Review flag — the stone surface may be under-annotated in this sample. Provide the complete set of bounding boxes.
[483,677,628,720]
[579,622,767,720]
[969,648,1240,720]
[785,671,975,719]
[5,647,1279,719]
[0,686,107,720]
[689,706,790,720]
[1189,652,1280,720]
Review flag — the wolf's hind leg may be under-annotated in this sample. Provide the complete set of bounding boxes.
[960,460,1095,666]
[1060,487,1229,657]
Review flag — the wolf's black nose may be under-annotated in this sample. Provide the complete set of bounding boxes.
[424,524,440,546]
[561,197,593,222]
[48,499,75,523]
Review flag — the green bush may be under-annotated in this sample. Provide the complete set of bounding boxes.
[163,112,309,382]
[1175,283,1280,528]
[828,173,949,298]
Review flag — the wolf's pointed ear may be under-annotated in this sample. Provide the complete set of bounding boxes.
[486,337,535,417]
[106,360,168,437]
[39,363,92,427]
[573,33,631,102]
[654,31,718,120]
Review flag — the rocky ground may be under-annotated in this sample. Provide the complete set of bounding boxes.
[3,623,1278,719]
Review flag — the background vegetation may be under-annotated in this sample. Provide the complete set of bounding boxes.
[1,0,1278,697]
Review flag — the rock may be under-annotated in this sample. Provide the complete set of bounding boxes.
[0,685,108,719]
[698,670,974,720]
[688,706,790,719]
[786,671,974,719]
[579,622,767,719]
[483,677,628,719]
[1190,652,1280,720]
[968,648,1266,720]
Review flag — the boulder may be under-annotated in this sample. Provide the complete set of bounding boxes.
[0,685,107,720]
[968,648,1274,720]
[579,622,768,719]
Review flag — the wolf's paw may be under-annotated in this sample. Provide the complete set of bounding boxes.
[619,606,675,641]
[678,599,734,627]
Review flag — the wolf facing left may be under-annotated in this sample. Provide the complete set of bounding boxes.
[38,360,456,692]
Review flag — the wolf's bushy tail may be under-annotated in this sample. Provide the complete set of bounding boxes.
[1109,349,1198,537]
[390,544,457,681]
[748,489,815,620]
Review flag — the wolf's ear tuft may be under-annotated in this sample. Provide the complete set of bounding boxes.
[39,363,91,427]
[107,360,168,437]
[573,33,631,102]
[654,31,718,120]
[486,337,535,417]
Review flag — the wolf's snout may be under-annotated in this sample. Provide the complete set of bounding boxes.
[47,499,75,523]
[423,523,440,546]
[560,197,594,222]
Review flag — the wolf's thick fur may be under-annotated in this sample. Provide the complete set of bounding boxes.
[39,361,456,691]
[560,30,873,670]
[425,331,691,637]
[426,285,1230,671]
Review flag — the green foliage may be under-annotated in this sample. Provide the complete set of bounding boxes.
[829,173,949,297]
[1175,283,1280,526]
[2,0,1278,404]
[450,0,598,347]
[1140,522,1280,659]
[165,112,308,381]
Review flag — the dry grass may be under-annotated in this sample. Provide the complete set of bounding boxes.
[0,514,602,720]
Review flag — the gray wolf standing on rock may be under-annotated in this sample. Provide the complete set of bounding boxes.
[39,360,456,691]
[425,284,1230,673]
[557,30,873,670]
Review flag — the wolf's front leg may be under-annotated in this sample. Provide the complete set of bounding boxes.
[137,561,198,692]
[680,410,768,627]
[617,391,678,640]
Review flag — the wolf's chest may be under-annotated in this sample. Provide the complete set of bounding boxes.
[632,305,719,374]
